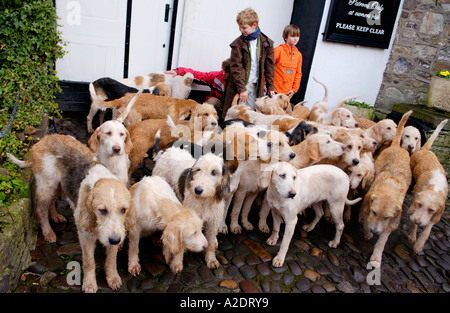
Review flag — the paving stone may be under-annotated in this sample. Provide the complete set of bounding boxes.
[426,266,445,284]
[239,265,256,280]
[394,244,411,260]
[271,281,282,293]
[270,262,288,273]
[327,251,340,266]
[323,282,337,293]
[167,283,183,293]
[127,277,139,293]
[337,281,354,293]
[436,257,450,271]
[217,254,229,265]
[144,262,166,277]
[294,239,310,251]
[316,264,331,275]
[304,269,320,282]
[243,239,272,262]
[406,282,422,293]
[310,247,323,258]
[245,253,261,266]
[295,278,310,292]
[232,256,245,268]
[198,265,215,282]
[219,280,238,289]
[56,243,81,257]
[260,279,270,292]
[256,263,271,276]
[239,280,261,293]
[180,271,199,286]
[287,261,302,276]
[352,267,366,283]
[283,274,294,286]
[311,284,326,293]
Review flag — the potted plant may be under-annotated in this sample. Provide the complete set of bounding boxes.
[343,99,375,120]
[427,69,450,113]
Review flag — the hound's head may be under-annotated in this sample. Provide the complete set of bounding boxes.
[88,120,133,157]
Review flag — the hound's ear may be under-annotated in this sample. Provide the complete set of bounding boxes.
[125,129,134,154]
[231,94,239,106]
[215,166,230,201]
[331,110,342,126]
[125,201,136,232]
[78,184,96,233]
[307,142,320,161]
[161,224,183,255]
[259,163,277,189]
[88,128,100,153]
[362,193,372,216]
[362,171,375,191]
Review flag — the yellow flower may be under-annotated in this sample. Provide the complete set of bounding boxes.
[439,70,449,77]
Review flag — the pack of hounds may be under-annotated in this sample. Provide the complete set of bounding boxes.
[8,73,448,293]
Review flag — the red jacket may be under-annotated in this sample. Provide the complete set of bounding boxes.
[174,67,226,100]
[273,44,302,95]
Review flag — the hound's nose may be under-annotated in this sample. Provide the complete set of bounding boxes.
[289,152,296,160]
[211,121,217,126]
[352,159,360,165]
[288,191,296,198]
[408,145,413,151]
[109,237,121,245]
[355,123,359,127]
[194,186,203,195]
[267,142,273,150]
[372,141,377,147]
[112,146,121,154]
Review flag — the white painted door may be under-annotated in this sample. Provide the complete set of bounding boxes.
[127,0,174,77]
[55,0,128,82]
[175,0,294,72]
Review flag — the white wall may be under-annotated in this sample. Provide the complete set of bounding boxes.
[174,0,294,72]
[304,0,404,111]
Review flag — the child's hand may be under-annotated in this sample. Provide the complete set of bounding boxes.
[239,91,248,104]
[287,90,295,98]
[268,90,275,96]
[164,70,177,76]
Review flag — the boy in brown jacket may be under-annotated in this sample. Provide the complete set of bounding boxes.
[222,8,275,119]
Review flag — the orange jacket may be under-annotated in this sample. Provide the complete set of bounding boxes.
[273,44,302,95]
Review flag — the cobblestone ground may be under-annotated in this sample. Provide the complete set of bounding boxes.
[13,114,450,293]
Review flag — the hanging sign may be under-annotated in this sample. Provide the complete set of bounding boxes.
[323,0,401,49]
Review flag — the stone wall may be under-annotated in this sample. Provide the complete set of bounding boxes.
[375,0,450,112]
[0,198,38,292]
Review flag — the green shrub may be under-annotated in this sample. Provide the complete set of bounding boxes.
[0,0,65,207]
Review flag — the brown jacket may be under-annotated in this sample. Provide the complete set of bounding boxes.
[222,32,275,118]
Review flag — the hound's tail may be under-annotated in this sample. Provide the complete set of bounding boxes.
[313,77,329,103]
[391,110,413,147]
[337,95,360,108]
[152,129,162,161]
[6,153,31,168]
[116,89,143,123]
[421,119,448,151]
[89,82,118,110]
[346,197,362,206]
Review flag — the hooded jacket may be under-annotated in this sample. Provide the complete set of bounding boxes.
[222,32,275,118]
[273,43,302,95]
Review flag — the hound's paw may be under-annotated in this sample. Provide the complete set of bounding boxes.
[206,258,220,269]
[128,263,141,276]
[413,242,424,255]
[230,224,242,234]
[107,274,122,291]
[51,213,67,223]
[302,224,314,232]
[242,221,254,231]
[43,230,57,243]
[272,255,285,267]
[407,234,417,243]
[266,236,278,246]
[170,261,183,274]
[369,259,381,269]
[328,240,340,248]
[219,224,228,234]
[82,281,98,294]
[258,223,270,233]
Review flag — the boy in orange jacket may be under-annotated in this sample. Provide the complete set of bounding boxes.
[274,25,302,99]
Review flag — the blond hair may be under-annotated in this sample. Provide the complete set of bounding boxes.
[236,8,259,26]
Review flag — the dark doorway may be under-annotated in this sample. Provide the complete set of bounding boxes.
[290,0,326,105]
